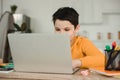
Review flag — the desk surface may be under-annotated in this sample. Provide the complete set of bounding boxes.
[0,69,120,80]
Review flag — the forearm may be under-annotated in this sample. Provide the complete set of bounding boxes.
[80,55,105,68]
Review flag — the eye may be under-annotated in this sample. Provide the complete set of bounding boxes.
[55,28,60,31]
[64,28,70,31]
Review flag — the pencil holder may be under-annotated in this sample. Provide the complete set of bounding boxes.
[105,50,120,70]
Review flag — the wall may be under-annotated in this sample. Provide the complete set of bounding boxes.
[79,0,120,50]
[2,0,103,33]
[2,0,120,50]
[3,0,55,33]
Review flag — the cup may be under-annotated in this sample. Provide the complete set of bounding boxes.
[105,50,120,70]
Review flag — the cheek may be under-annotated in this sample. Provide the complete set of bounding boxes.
[55,31,59,33]
[68,32,75,40]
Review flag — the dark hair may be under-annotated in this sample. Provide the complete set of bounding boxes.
[52,7,79,28]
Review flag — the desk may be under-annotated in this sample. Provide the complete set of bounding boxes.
[0,70,119,80]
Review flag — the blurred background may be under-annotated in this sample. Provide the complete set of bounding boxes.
[0,0,120,51]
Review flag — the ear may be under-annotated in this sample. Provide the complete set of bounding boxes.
[75,24,80,33]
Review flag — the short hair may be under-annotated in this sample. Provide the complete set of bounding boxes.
[52,7,79,28]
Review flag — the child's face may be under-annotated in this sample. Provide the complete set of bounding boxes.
[54,19,79,41]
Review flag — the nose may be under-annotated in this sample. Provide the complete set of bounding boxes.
[59,30,66,34]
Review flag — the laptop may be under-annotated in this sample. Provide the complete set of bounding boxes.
[8,33,79,74]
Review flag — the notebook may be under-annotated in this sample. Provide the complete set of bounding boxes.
[89,67,120,76]
[8,33,79,74]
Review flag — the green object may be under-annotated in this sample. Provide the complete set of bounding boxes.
[105,45,111,51]
[13,23,21,31]
[0,63,14,69]
[7,63,14,68]
[11,5,18,14]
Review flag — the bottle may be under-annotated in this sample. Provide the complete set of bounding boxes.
[97,32,101,40]
[107,32,112,40]
[118,31,120,40]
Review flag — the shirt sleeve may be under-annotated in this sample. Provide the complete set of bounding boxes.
[79,38,105,68]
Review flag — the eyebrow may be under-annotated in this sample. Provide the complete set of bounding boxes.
[55,27,72,29]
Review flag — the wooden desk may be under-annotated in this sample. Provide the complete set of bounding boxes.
[0,70,119,80]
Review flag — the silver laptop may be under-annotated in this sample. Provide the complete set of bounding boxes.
[8,33,79,74]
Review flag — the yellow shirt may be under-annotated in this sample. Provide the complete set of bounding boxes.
[71,36,105,68]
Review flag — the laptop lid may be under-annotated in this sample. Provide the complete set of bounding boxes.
[8,33,75,74]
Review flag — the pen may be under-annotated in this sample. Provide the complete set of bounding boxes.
[105,45,111,70]
[105,41,116,70]
[105,45,111,56]
[105,45,111,51]
[112,41,116,50]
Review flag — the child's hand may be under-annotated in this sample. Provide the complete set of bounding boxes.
[72,59,81,69]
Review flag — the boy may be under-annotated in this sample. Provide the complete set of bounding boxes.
[52,7,105,69]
